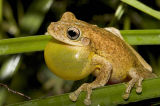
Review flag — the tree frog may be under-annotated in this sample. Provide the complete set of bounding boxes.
[44,12,157,105]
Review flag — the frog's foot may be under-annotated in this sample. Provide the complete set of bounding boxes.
[69,83,105,105]
[69,83,92,105]
[123,69,144,100]
[69,92,78,101]
[69,83,89,102]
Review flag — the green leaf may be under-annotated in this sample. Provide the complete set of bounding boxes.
[20,0,53,34]
[3,1,20,36]
[8,78,160,106]
[0,54,22,80]
[0,30,160,55]
[17,0,24,24]
[121,0,160,20]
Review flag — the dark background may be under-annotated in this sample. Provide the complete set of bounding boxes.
[0,0,160,105]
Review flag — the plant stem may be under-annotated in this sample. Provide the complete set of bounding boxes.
[121,0,160,20]
[0,0,2,23]
[8,78,160,106]
[0,30,160,55]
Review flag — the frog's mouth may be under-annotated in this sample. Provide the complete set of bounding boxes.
[50,37,66,45]
[49,36,82,48]
[49,34,83,47]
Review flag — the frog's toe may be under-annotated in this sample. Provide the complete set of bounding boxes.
[136,86,142,94]
[136,77,143,94]
[123,69,143,100]
[84,98,91,106]
[122,93,130,100]
[69,93,78,101]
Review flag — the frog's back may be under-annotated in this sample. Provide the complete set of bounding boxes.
[87,27,138,65]
[86,26,150,83]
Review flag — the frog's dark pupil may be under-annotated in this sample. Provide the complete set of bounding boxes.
[67,29,79,40]
[68,30,76,37]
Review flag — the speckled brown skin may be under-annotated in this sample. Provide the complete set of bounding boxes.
[47,12,156,105]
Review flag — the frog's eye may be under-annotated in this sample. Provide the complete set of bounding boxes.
[67,27,80,40]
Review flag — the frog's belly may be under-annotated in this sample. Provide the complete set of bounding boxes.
[109,69,129,84]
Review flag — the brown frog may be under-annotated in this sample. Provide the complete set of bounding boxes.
[45,12,156,105]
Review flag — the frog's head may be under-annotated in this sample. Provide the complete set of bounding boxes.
[47,12,91,47]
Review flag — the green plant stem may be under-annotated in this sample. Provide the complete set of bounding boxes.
[0,35,51,55]
[121,0,160,20]
[109,3,126,26]
[0,30,160,55]
[0,88,7,106]
[123,16,130,30]
[8,78,160,106]
[0,0,2,23]
[121,30,160,45]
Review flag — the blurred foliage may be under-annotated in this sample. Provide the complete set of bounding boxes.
[0,0,160,106]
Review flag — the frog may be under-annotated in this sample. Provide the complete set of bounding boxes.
[45,12,157,105]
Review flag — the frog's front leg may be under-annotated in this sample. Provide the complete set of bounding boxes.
[123,69,144,99]
[69,55,112,105]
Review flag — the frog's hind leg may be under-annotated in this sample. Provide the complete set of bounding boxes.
[123,68,144,100]
[69,55,112,105]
